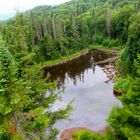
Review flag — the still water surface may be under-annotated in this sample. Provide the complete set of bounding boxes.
[44,50,121,132]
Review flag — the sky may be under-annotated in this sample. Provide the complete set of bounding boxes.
[0,0,71,20]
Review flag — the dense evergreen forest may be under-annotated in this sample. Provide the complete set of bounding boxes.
[0,0,140,139]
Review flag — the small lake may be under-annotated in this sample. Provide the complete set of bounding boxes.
[44,49,121,132]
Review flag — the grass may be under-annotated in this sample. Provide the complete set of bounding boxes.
[89,44,123,51]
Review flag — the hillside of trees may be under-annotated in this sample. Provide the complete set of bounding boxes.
[0,0,140,139]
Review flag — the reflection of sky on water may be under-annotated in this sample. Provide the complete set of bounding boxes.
[44,50,121,132]
[52,67,121,131]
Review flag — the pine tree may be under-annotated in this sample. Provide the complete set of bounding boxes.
[108,55,140,139]
[105,8,111,38]
[14,11,27,54]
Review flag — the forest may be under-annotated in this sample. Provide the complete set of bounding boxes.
[0,0,140,139]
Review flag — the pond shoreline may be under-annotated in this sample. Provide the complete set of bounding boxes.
[42,49,89,69]
[43,48,120,69]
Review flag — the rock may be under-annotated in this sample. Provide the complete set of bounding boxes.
[101,63,116,83]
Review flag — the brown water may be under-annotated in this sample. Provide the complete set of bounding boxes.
[44,50,121,132]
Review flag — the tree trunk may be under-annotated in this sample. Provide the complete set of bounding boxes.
[52,14,56,39]
[105,8,111,38]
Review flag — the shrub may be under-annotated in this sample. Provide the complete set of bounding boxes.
[114,78,130,93]
[73,130,102,140]
[108,55,140,140]
[116,49,131,77]
[102,38,121,48]
[94,34,104,45]
[73,129,116,140]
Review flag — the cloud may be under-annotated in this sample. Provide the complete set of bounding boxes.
[0,0,70,20]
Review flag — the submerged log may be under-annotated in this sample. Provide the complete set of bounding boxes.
[95,56,119,65]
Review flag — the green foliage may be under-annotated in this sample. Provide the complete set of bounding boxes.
[114,78,130,93]
[108,55,140,140]
[1,0,140,139]
[0,43,24,117]
[127,13,140,74]
[111,5,133,43]
[73,130,102,140]
[1,0,135,62]
[0,42,25,139]
[102,38,120,48]
[12,132,25,140]
[116,49,131,77]
[116,12,140,76]
[94,34,104,45]
[73,128,116,140]
[108,4,140,140]
[0,31,71,140]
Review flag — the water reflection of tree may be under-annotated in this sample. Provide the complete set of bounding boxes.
[44,51,112,87]
[92,64,96,74]
[66,56,91,86]
[44,55,91,86]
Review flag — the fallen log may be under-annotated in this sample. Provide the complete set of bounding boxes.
[95,56,119,65]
